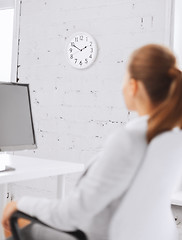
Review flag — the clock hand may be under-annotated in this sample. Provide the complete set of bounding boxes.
[72,44,81,51]
[80,46,87,51]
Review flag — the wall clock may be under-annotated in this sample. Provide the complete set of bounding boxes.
[66,32,98,69]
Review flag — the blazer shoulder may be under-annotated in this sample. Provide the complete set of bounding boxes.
[104,126,147,155]
[104,128,133,152]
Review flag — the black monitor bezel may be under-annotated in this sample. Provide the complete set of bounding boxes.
[0,82,37,151]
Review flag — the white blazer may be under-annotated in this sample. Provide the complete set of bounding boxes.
[17,116,148,240]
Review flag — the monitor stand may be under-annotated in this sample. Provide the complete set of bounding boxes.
[0,165,15,172]
[0,153,15,172]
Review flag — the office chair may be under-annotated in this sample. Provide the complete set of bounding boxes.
[10,211,87,240]
[110,129,182,240]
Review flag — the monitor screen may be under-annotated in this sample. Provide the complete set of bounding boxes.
[0,82,36,151]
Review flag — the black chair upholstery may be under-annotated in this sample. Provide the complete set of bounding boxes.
[10,211,87,240]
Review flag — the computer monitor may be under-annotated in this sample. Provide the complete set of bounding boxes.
[0,82,36,171]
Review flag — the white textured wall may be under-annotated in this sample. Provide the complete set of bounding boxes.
[11,0,172,200]
[173,0,182,69]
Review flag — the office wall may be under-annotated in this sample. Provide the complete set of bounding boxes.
[173,0,182,194]
[173,0,182,69]
[11,0,173,199]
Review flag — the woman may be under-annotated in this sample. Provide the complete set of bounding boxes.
[2,44,182,240]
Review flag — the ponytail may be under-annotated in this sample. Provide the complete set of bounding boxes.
[128,44,182,143]
[147,68,182,143]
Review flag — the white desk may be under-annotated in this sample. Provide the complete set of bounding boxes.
[0,154,84,240]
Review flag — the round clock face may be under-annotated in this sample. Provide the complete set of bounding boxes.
[67,32,97,69]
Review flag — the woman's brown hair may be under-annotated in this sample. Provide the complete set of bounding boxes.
[128,44,182,143]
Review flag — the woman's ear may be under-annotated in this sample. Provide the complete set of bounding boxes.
[129,78,138,96]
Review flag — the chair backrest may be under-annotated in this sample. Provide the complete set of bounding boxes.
[110,130,182,240]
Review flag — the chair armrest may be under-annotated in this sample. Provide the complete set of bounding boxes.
[10,211,87,240]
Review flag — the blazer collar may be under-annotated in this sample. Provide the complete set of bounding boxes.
[126,115,149,131]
